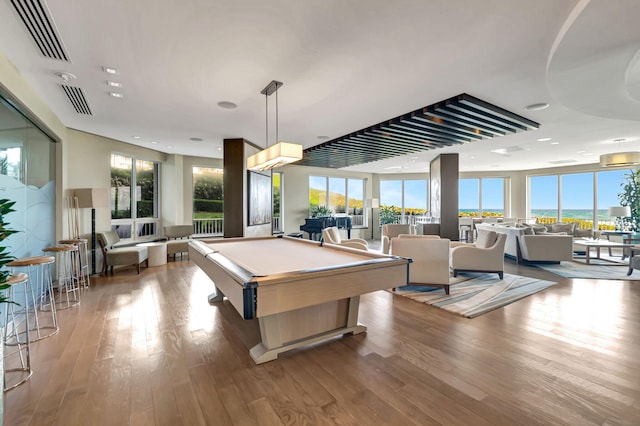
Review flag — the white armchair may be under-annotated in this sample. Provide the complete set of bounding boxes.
[322,227,368,251]
[450,229,506,279]
[390,236,452,294]
[381,224,415,254]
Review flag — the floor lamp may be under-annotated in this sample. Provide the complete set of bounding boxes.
[74,188,110,275]
[367,198,380,239]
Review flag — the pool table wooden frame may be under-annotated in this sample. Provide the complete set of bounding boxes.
[189,236,409,364]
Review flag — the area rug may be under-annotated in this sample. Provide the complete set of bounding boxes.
[534,261,639,280]
[391,273,557,318]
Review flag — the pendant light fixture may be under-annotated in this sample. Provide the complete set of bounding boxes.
[247,80,303,171]
[599,139,640,167]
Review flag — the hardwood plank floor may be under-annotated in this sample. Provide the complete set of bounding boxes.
[4,257,640,425]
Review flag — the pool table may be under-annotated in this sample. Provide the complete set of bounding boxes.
[189,236,409,364]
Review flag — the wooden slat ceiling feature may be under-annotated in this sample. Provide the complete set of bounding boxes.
[297,93,540,169]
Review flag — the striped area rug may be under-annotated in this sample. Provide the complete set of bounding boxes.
[391,273,557,318]
[534,261,639,280]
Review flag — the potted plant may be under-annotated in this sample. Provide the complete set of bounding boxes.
[311,205,333,218]
[619,169,640,231]
[0,198,19,303]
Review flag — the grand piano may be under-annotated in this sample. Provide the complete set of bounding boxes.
[300,216,352,240]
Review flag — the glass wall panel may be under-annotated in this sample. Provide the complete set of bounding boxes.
[561,172,593,228]
[192,166,223,236]
[136,159,157,218]
[597,169,629,229]
[309,175,327,213]
[347,178,364,216]
[459,178,479,217]
[482,178,504,217]
[530,175,559,223]
[328,177,346,214]
[404,179,427,215]
[111,154,132,219]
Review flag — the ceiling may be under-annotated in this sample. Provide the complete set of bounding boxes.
[0,0,639,174]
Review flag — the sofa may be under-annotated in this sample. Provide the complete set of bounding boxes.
[475,223,574,263]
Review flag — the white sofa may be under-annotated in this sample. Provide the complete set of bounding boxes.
[475,223,574,263]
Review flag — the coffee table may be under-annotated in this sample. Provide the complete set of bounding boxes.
[573,239,634,265]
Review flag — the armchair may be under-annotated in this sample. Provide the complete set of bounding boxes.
[97,231,149,274]
[450,229,506,279]
[381,224,415,254]
[321,227,368,251]
[164,224,193,259]
[390,236,452,294]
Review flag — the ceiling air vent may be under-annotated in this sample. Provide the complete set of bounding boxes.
[10,0,69,61]
[60,85,92,115]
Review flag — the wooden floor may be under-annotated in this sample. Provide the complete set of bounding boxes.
[4,257,640,425]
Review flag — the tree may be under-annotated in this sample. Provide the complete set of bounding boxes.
[619,169,640,231]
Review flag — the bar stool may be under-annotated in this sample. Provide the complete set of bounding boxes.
[3,273,33,391]
[7,255,58,341]
[59,238,90,288]
[42,245,80,309]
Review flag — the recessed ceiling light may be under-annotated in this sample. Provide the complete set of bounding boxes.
[384,166,402,170]
[166,145,173,149]
[107,81,122,87]
[218,147,222,151]
[55,71,76,82]
[525,103,549,111]
[317,135,330,140]
[217,101,237,109]
[550,142,560,145]
[537,137,552,142]
[132,135,141,139]
[576,150,586,154]
[411,156,419,160]
[150,141,157,144]
[189,137,203,142]
[102,66,119,74]
[109,92,123,98]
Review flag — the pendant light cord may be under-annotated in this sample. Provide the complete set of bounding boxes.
[265,91,269,148]
[275,86,279,143]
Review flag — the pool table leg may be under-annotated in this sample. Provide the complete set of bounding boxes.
[207,288,226,304]
[249,296,367,364]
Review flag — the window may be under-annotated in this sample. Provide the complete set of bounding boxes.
[528,171,623,229]
[597,169,628,228]
[379,179,428,224]
[459,177,505,217]
[459,178,479,217]
[193,166,223,236]
[309,176,365,227]
[110,154,159,240]
[561,173,593,228]
[529,175,559,223]
[273,172,282,233]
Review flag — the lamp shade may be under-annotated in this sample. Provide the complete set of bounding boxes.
[599,152,640,167]
[247,142,303,171]
[74,188,110,208]
[608,206,631,217]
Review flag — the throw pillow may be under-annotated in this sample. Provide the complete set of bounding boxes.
[551,222,575,234]
[476,230,498,248]
[574,228,593,238]
[522,227,534,235]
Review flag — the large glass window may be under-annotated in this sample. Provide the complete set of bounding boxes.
[110,154,159,240]
[380,179,428,224]
[530,175,559,223]
[482,178,504,217]
[459,178,479,217]
[598,169,629,229]
[193,166,223,236]
[528,171,631,229]
[328,177,346,214]
[561,173,593,228]
[308,175,365,227]
[273,172,282,233]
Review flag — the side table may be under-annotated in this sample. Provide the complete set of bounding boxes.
[137,242,167,266]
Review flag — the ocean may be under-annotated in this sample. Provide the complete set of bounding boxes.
[459,209,613,221]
